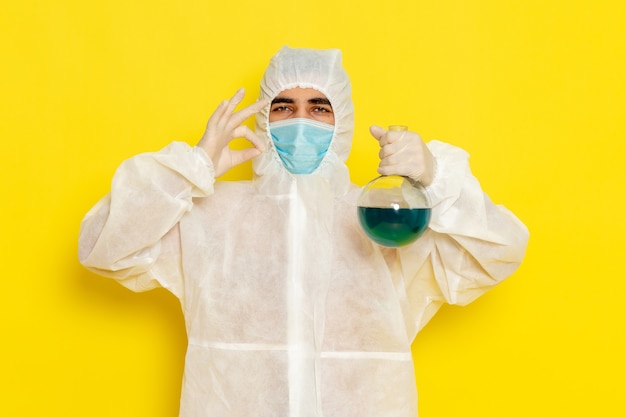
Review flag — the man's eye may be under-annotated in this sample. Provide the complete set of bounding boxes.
[313,107,331,113]
[272,106,291,112]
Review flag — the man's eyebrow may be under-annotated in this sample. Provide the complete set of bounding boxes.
[270,97,332,106]
[271,97,294,105]
[308,97,332,106]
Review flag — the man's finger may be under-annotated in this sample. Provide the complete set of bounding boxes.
[228,98,268,128]
[232,125,267,152]
[226,88,246,111]
[369,125,386,144]
[230,147,264,167]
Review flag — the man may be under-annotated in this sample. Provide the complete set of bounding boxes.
[79,46,528,417]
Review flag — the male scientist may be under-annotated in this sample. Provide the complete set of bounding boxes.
[79,46,529,417]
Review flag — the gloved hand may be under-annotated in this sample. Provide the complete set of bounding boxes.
[369,125,435,186]
[198,88,268,178]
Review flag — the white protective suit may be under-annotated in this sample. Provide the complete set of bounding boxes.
[79,47,529,417]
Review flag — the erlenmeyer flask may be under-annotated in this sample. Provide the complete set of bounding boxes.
[357,126,432,247]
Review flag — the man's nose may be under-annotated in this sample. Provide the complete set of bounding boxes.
[293,108,313,119]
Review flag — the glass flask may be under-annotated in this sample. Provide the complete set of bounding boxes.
[357,126,432,247]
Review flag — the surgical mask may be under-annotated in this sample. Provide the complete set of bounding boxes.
[269,118,334,174]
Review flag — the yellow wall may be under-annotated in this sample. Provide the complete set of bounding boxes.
[2,1,624,416]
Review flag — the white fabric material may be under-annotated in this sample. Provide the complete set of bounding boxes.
[79,46,529,417]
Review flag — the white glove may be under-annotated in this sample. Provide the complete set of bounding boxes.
[369,125,435,186]
[197,88,268,178]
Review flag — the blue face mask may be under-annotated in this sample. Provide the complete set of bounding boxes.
[269,118,335,174]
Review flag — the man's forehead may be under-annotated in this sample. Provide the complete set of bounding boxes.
[272,88,330,104]
[275,87,327,98]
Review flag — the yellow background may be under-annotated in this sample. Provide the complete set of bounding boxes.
[2,1,624,416]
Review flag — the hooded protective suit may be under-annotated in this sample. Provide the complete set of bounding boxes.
[79,47,529,417]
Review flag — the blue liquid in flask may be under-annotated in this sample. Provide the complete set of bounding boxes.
[357,206,431,247]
